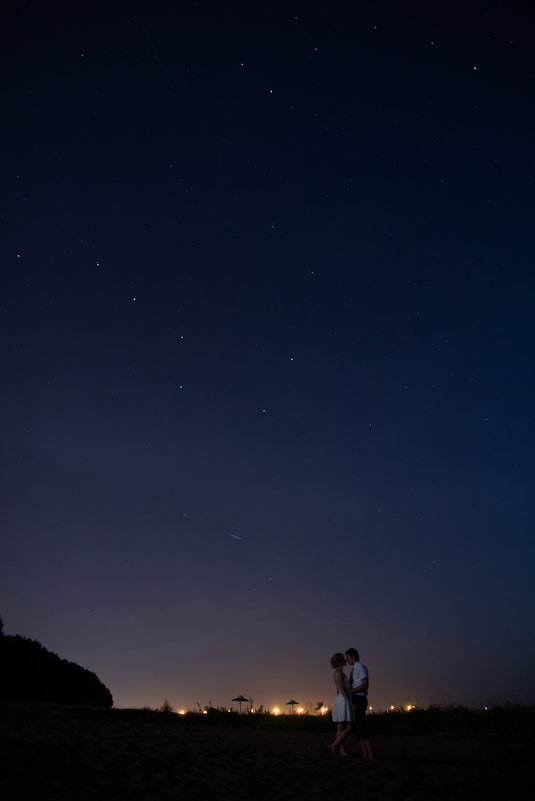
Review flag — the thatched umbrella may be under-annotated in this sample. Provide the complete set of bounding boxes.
[232,695,249,713]
[286,699,299,714]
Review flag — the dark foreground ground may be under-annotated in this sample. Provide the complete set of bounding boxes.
[1,703,533,800]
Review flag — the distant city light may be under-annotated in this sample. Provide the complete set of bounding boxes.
[320,706,328,715]
[178,709,186,715]
[406,705,413,711]
[202,710,208,715]
[297,707,305,715]
[272,707,280,715]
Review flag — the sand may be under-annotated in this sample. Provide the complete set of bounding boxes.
[1,703,533,800]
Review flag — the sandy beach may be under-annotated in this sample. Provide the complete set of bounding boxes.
[1,703,533,800]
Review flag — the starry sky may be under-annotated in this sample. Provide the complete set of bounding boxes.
[2,1,534,712]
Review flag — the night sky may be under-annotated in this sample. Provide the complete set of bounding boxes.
[2,1,534,713]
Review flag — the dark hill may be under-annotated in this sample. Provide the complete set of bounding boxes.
[0,625,113,707]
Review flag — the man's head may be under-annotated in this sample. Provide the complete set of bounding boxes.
[345,648,359,665]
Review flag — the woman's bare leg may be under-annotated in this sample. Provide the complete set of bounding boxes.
[330,723,353,754]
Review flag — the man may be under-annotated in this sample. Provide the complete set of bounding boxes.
[345,647,375,759]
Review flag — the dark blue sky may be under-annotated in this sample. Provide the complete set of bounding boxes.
[2,0,534,711]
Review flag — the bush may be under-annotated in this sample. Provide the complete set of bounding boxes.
[0,633,113,708]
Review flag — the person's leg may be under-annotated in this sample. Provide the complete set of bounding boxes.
[354,697,374,758]
[360,737,374,759]
[330,723,352,754]
[330,723,342,753]
[338,724,350,756]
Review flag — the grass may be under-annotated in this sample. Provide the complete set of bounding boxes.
[1,701,534,800]
[160,703,535,739]
[2,700,534,738]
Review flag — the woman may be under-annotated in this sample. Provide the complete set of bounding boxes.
[329,652,355,755]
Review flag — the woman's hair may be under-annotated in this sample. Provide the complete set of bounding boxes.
[330,652,345,669]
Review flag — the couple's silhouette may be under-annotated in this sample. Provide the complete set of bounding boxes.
[329,648,374,759]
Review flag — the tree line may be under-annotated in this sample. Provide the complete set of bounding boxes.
[0,616,113,707]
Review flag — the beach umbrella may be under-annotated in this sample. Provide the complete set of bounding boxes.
[286,699,299,713]
[232,695,249,713]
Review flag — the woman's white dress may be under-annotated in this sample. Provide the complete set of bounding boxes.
[332,674,353,722]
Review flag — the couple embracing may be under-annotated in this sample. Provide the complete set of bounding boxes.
[330,648,374,759]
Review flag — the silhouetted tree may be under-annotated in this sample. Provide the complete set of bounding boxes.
[0,622,113,707]
[159,699,173,714]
